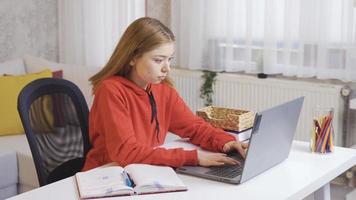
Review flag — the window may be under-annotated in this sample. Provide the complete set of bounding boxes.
[172,0,356,81]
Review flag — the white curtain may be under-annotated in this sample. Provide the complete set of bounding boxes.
[172,0,356,81]
[58,0,145,67]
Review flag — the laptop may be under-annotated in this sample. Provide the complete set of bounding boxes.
[176,97,304,184]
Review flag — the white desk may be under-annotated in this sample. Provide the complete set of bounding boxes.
[7,141,356,200]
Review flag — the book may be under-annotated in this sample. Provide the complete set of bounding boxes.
[75,164,187,199]
[226,128,252,142]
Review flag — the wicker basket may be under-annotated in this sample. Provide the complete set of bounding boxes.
[196,106,255,132]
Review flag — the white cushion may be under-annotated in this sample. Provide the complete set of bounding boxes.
[24,55,99,106]
[0,151,18,200]
[0,135,39,190]
[17,152,38,193]
[18,184,36,194]
[0,184,17,200]
[0,151,17,188]
[0,59,26,75]
[24,55,62,73]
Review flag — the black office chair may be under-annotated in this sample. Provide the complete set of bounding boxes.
[17,78,91,186]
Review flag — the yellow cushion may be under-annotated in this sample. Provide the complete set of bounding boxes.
[0,69,52,135]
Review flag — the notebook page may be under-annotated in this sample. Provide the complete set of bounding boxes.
[124,164,186,194]
[76,166,134,198]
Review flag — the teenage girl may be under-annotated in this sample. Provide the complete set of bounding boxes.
[82,17,248,171]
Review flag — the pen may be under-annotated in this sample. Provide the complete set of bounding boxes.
[122,171,133,187]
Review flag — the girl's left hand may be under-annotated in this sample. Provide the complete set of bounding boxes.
[222,140,249,159]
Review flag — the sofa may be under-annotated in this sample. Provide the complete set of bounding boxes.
[0,55,98,199]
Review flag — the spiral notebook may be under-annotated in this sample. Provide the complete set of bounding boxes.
[76,164,187,199]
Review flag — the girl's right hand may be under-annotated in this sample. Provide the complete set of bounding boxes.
[197,151,239,167]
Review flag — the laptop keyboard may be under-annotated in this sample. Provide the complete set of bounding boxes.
[206,165,243,178]
[205,151,245,178]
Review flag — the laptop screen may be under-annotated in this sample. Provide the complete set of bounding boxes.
[240,97,304,183]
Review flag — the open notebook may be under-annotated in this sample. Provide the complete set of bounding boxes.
[75,164,187,199]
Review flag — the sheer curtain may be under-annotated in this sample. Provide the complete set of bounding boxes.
[172,0,356,81]
[58,0,145,67]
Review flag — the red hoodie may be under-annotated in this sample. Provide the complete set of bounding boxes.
[82,76,235,171]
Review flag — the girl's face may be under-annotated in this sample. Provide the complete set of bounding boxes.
[129,42,174,89]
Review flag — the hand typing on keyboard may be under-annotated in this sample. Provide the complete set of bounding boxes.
[223,140,249,159]
[197,151,240,167]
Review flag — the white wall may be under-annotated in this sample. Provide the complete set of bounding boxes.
[0,0,58,62]
[146,0,171,28]
[0,0,171,63]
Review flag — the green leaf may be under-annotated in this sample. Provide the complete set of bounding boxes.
[199,70,217,106]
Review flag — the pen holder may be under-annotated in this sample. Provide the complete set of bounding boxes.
[310,107,334,154]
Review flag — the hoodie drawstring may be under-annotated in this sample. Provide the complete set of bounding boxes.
[146,91,160,141]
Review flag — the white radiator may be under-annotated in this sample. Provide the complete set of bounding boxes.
[170,68,348,146]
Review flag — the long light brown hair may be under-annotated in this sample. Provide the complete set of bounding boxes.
[90,17,175,94]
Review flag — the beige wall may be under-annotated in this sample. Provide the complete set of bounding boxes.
[146,0,171,28]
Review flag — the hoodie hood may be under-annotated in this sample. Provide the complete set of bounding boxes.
[114,76,152,96]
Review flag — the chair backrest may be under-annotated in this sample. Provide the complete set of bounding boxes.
[17,78,91,186]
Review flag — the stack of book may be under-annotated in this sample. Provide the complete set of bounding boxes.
[225,129,252,142]
[196,106,255,132]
